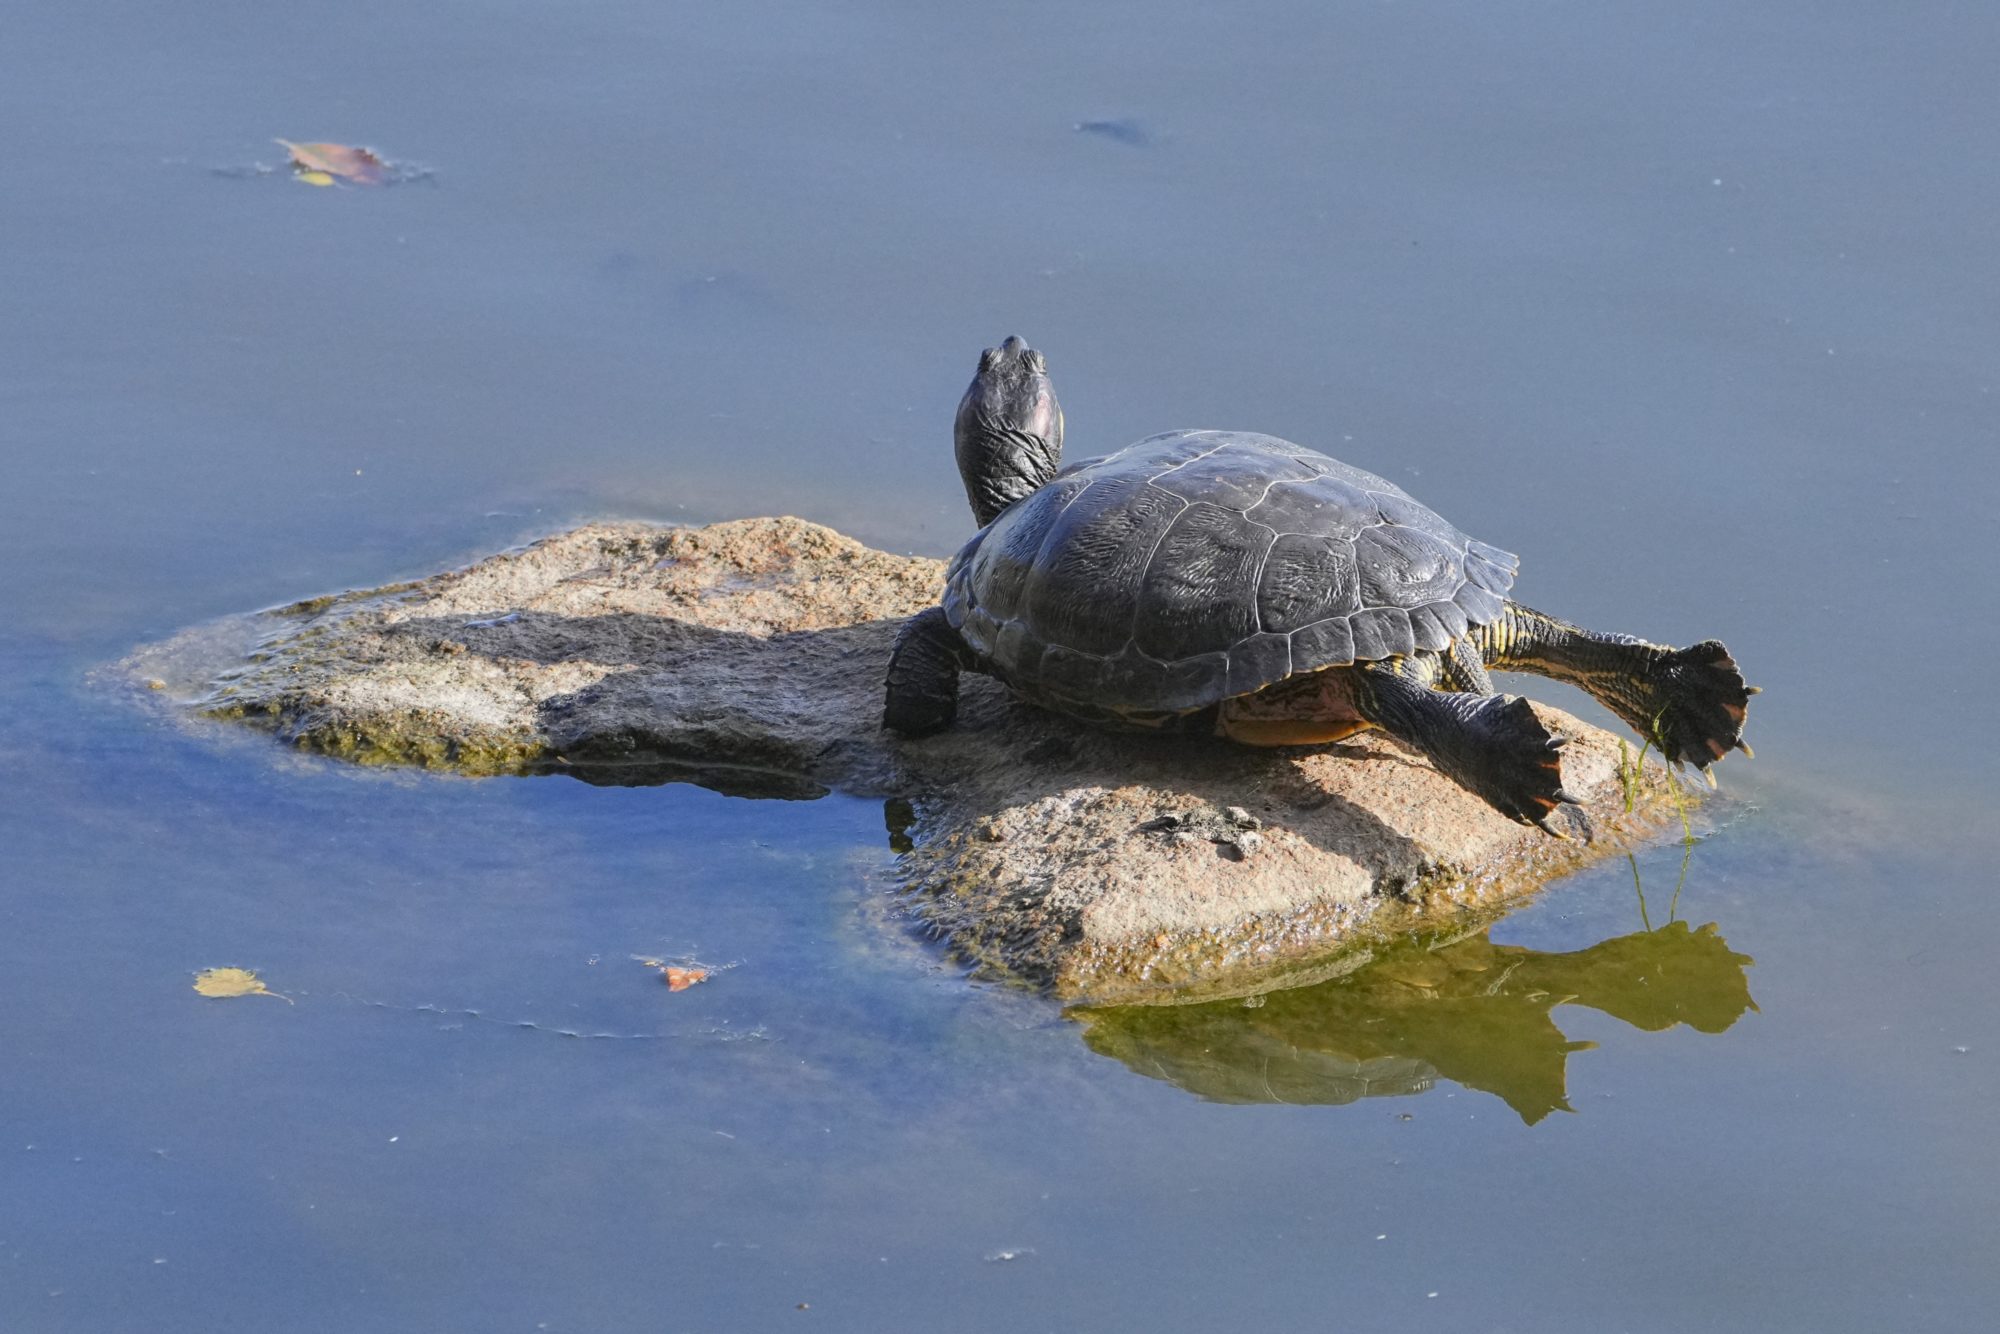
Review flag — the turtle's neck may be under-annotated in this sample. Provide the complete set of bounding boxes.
[952,337,1064,527]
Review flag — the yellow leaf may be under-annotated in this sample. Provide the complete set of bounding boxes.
[663,966,708,992]
[275,139,389,186]
[192,966,292,1003]
[635,955,714,991]
[297,170,336,187]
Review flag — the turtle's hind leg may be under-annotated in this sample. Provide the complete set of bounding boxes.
[1352,658,1575,833]
[1472,604,1755,771]
[883,606,974,735]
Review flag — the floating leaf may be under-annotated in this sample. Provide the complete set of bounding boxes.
[192,966,292,1003]
[635,955,714,991]
[297,170,336,188]
[275,139,388,186]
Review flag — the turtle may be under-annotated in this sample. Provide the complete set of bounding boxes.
[883,336,1754,831]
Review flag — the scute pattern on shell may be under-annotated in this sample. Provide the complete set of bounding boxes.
[942,430,1519,715]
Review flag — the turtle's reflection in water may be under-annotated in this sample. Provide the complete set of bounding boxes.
[1073,917,1755,1125]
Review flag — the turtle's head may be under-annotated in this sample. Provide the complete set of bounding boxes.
[954,335,1064,528]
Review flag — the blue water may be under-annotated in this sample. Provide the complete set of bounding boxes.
[4,2,1997,1330]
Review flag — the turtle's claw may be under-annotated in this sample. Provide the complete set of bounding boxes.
[1456,697,1575,835]
[1642,640,1755,770]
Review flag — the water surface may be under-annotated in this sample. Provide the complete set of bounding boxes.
[4,2,1996,1330]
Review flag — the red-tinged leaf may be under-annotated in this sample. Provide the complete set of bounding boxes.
[663,967,708,992]
[276,139,388,186]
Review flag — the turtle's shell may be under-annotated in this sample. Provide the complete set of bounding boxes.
[940,430,1519,717]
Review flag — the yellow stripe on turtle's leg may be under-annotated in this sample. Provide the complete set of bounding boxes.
[1437,635,1496,695]
[1470,602,1756,770]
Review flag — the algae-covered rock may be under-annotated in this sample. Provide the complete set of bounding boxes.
[123,518,1700,1001]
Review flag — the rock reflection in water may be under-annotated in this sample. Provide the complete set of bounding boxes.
[1074,920,1755,1124]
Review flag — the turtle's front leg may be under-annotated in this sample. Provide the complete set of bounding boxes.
[1470,603,1756,770]
[883,606,976,735]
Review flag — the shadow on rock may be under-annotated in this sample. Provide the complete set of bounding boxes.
[393,605,1438,883]
[390,609,886,797]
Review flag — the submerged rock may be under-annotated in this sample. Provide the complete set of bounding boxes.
[123,518,1698,1001]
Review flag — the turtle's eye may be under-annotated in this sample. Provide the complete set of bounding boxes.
[978,348,1000,373]
[1024,350,1047,374]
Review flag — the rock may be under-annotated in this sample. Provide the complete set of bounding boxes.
[122,518,1698,1002]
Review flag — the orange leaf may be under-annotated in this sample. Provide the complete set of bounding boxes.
[663,966,708,992]
[275,139,388,186]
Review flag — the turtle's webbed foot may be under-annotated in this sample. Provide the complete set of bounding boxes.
[1643,640,1756,770]
[1453,696,1577,834]
[1358,669,1578,836]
